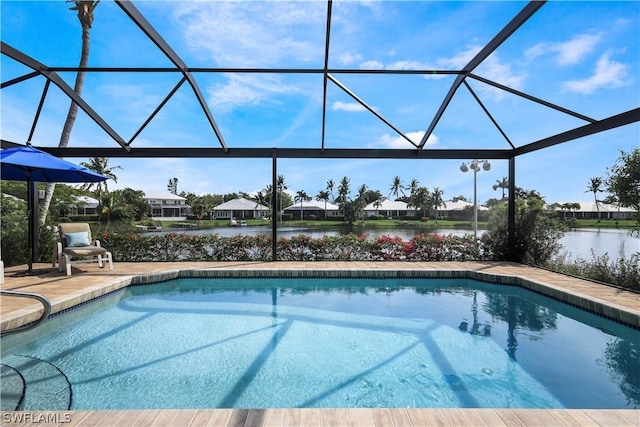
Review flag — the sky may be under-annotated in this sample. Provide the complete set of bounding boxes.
[1,0,638,205]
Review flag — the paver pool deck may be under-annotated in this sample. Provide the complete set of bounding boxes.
[1,261,639,426]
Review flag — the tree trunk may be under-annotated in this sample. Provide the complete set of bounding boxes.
[39,5,93,225]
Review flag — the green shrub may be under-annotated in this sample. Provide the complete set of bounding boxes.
[484,197,565,265]
[546,252,640,292]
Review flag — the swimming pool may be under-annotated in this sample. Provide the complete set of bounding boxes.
[1,276,638,410]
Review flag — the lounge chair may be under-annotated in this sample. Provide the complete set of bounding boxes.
[52,223,113,276]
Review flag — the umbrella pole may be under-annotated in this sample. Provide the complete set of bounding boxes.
[27,179,38,271]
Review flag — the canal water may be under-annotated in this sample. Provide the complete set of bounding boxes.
[145,225,638,261]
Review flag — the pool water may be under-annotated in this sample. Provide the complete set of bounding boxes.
[2,277,639,410]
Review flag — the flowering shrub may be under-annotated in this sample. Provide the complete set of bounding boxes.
[99,232,482,262]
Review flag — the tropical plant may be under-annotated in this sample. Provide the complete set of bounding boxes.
[316,190,330,220]
[607,148,640,233]
[110,188,148,221]
[326,179,335,203]
[586,177,604,223]
[294,190,308,220]
[451,195,469,203]
[389,176,405,200]
[39,0,100,225]
[407,186,431,218]
[492,177,509,199]
[79,157,121,201]
[484,192,565,265]
[431,187,446,222]
[167,177,178,195]
[1,193,28,266]
[336,176,350,206]
[373,199,382,215]
[277,174,288,222]
[357,184,368,221]
[407,178,420,195]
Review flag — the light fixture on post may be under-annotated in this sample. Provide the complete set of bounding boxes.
[460,159,491,241]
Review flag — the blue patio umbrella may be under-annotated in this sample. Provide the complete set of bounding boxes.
[1,144,107,274]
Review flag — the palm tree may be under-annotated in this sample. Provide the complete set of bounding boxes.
[80,157,121,223]
[277,174,287,222]
[492,177,509,199]
[407,178,420,195]
[373,199,382,215]
[254,190,267,218]
[586,177,603,222]
[167,177,178,195]
[295,190,308,220]
[337,176,350,205]
[431,187,446,223]
[326,179,335,203]
[79,157,121,202]
[39,0,100,225]
[316,190,330,220]
[357,184,368,221]
[389,176,405,200]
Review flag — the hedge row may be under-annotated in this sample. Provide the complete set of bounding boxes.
[97,232,483,262]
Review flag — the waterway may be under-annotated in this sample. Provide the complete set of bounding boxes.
[144,225,638,261]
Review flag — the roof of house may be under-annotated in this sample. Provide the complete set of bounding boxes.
[74,196,99,207]
[440,200,489,211]
[364,197,409,211]
[214,197,269,211]
[143,191,187,201]
[552,202,635,213]
[284,199,340,211]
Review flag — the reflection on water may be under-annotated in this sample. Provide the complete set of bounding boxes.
[145,225,638,260]
[558,228,638,260]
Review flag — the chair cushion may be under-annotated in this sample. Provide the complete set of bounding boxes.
[65,231,91,247]
[63,246,107,257]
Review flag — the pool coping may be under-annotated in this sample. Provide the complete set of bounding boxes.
[2,265,638,331]
[1,262,639,425]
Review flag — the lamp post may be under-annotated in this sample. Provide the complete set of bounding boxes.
[460,159,491,240]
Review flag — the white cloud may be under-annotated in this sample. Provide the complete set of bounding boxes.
[175,2,325,68]
[562,52,630,94]
[475,54,526,97]
[386,60,431,70]
[208,74,303,112]
[525,33,601,66]
[436,45,481,69]
[360,60,384,69]
[378,131,439,149]
[332,101,366,112]
[339,51,362,66]
[433,45,525,97]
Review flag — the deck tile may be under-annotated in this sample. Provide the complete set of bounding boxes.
[190,409,214,426]
[389,408,413,427]
[2,261,639,427]
[475,408,508,426]
[168,409,198,426]
[149,409,181,426]
[371,408,393,427]
[581,409,639,426]
[262,408,286,427]
[206,408,232,426]
[335,408,358,427]
[133,409,159,426]
[75,410,108,426]
[300,408,320,427]
[283,408,302,426]
[227,408,250,427]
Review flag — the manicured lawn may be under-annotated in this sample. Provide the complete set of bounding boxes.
[568,219,637,229]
